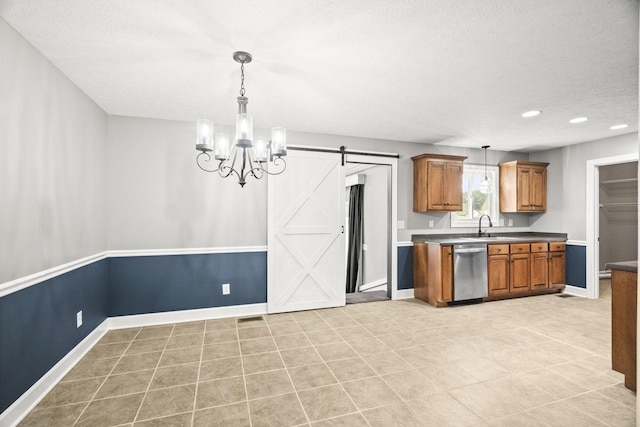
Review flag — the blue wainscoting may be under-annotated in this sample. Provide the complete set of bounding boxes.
[0,260,109,413]
[397,245,414,290]
[108,252,267,316]
[566,244,587,288]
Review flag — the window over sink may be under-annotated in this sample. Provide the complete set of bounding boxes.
[450,164,499,227]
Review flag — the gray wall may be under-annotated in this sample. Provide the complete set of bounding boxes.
[106,118,531,250]
[0,19,108,283]
[529,132,639,241]
[107,116,267,250]
[361,165,389,285]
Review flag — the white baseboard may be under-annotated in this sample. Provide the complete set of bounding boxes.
[395,288,415,299]
[108,303,268,329]
[563,285,588,298]
[360,278,387,292]
[0,319,110,427]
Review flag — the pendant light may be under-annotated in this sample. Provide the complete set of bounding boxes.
[479,145,492,194]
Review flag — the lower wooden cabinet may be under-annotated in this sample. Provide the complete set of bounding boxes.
[413,243,453,307]
[488,253,509,295]
[548,243,566,286]
[488,241,566,298]
[416,240,566,306]
[530,243,549,290]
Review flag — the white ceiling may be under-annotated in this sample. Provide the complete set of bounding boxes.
[1,0,638,152]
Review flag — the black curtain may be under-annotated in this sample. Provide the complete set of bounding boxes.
[346,184,363,294]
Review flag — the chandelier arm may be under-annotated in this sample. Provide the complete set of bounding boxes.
[218,150,240,179]
[196,152,222,173]
[252,157,287,176]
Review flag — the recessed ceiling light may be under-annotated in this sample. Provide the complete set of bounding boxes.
[569,117,588,124]
[610,124,629,130]
[521,110,541,118]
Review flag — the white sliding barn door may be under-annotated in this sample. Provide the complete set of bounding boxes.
[268,150,346,313]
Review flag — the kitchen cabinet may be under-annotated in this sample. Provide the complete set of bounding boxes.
[487,241,566,299]
[548,242,566,286]
[487,244,509,295]
[499,161,549,212]
[608,261,638,391]
[413,242,452,307]
[509,244,531,293]
[530,242,549,290]
[412,154,466,212]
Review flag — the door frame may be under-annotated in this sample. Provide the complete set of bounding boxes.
[586,152,638,299]
[344,153,399,300]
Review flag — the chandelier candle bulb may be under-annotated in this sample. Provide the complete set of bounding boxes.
[196,119,214,152]
[254,137,268,162]
[271,127,287,156]
[215,133,230,160]
[236,113,253,147]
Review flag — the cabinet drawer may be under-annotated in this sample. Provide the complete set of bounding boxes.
[531,242,548,253]
[488,244,509,255]
[510,243,530,253]
[549,242,566,252]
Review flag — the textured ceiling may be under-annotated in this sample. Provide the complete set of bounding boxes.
[1,0,638,152]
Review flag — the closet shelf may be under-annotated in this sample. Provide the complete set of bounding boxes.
[600,178,638,185]
[600,202,638,208]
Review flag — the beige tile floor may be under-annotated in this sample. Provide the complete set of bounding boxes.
[19,280,636,426]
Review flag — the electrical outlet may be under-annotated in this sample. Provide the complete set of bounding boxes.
[397,220,405,229]
[508,218,513,227]
[362,243,368,251]
[76,311,83,328]
[428,219,434,228]
[222,283,230,295]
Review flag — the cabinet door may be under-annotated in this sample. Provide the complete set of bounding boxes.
[530,252,548,289]
[517,168,532,211]
[549,251,566,286]
[530,167,546,211]
[444,162,464,211]
[488,254,509,295]
[510,253,530,292]
[427,161,446,210]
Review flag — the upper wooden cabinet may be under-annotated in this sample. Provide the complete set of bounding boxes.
[412,154,467,212]
[499,161,549,212]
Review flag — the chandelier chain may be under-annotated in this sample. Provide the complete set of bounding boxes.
[240,62,245,96]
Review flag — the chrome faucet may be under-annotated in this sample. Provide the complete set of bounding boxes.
[478,214,493,237]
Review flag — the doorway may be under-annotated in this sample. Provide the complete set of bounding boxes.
[586,153,639,299]
[345,163,391,304]
[344,152,398,301]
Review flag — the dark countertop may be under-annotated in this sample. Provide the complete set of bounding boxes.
[412,232,568,245]
[605,261,638,273]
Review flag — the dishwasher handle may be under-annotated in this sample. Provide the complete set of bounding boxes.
[455,248,487,254]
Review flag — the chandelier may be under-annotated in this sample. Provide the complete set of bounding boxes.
[195,51,287,187]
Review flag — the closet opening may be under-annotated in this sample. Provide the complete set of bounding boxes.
[345,163,391,304]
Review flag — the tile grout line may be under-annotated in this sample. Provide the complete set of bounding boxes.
[72,327,143,426]
[131,324,176,424]
[236,318,254,427]
[265,314,313,426]
[189,323,207,427]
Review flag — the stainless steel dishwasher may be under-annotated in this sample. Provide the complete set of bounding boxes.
[453,244,488,301]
